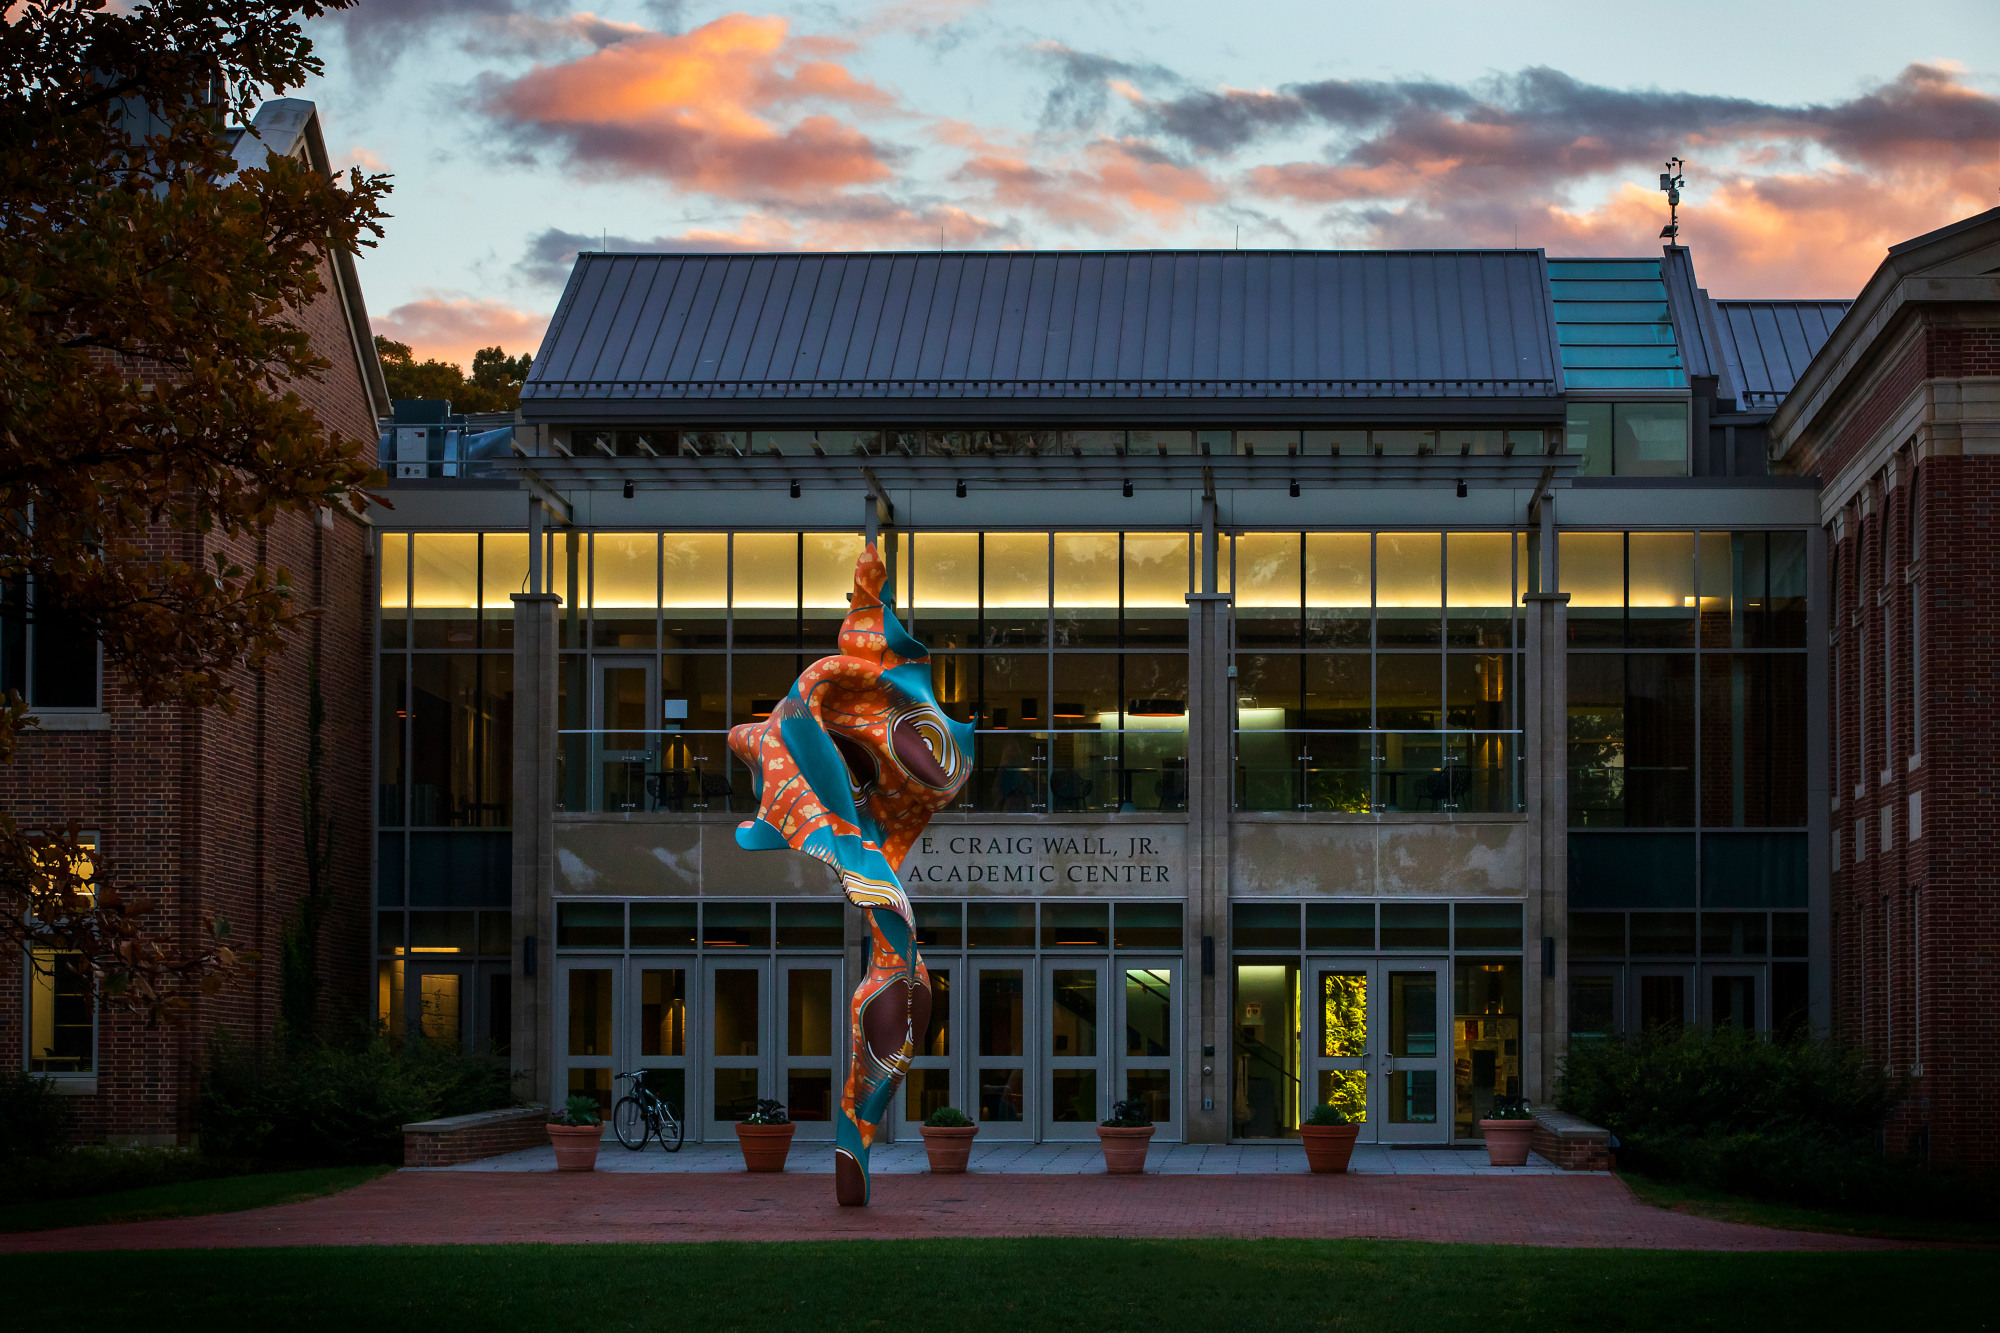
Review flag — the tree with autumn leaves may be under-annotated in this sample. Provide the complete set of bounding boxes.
[0,0,389,1022]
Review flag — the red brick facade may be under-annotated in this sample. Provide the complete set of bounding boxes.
[0,262,379,1144]
[401,1108,549,1167]
[1802,311,2000,1174]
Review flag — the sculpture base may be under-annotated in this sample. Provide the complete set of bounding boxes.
[835,1149,868,1206]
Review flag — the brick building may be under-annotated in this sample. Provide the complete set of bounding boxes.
[1769,207,2000,1172]
[0,99,384,1143]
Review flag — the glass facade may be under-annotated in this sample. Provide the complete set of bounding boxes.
[1233,531,1525,813]
[1564,530,1811,1040]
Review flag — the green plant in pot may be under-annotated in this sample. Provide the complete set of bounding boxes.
[547,1094,605,1172]
[735,1097,796,1173]
[1480,1098,1536,1167]
[1097,1098,1155,1174]
[1300,1101,1362,1174]
[919,1105,978,1174]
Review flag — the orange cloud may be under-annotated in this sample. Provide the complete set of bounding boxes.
[374,295,550,369]
[961,138,1219,233]
[482,12,896,198]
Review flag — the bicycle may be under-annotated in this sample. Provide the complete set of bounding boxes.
[610,1069,685,1152]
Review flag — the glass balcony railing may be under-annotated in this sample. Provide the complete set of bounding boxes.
[555,729,1189,816]
[1233,730,1521,814]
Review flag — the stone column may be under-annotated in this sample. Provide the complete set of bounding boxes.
[1522,587,1568,1101]
[511,590,560,1107]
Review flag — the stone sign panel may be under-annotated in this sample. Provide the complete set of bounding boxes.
[898,824,1188,895]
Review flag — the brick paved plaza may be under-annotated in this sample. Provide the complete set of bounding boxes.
[0,1160,1902,1254]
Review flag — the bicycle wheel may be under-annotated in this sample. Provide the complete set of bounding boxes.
[657,1102,685,1152]
[611,1095,650,1150]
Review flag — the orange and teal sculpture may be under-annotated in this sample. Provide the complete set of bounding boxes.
[728,544,972,1205]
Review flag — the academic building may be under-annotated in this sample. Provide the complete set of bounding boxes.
[15,185,2000,1171]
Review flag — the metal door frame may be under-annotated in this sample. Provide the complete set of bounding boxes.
[970,957,1034,1140]
[1378,959,1450,1145]
[629,954,696,1138]
[776,956,845,1142]
[1701,962,1766,1034]
[1301,957,1379,1144]
[592,656,658,812]
[1040,958,1110,1140]
[702,956,771,1139]
[1115,957,1180,1142]
[554,956,623,1113]
[1629,964,1695,1034]
[895,956,962,1137]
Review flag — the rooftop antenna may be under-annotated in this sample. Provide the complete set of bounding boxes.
[1659,157,1684,243]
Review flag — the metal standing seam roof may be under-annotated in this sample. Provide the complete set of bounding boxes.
[521,250,1566,411]
[1711,301,1851,410]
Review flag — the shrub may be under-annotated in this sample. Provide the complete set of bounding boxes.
[0,1071,74,1164]
[1304,1103,1350,1127]
[924,1106,973,1129]
[548,1095,600,1127]
[739,1098,788,1126]
[1558,1027,1991,1218]
[0,1145,251,1207]
[200,1027,517,1166]
[1101,1098,1151,1129]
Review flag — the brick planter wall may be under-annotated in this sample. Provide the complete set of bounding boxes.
[1530,1108,1613,1171]
[403,1107,548,1167]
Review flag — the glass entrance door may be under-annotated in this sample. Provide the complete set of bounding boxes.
[903,963,955,1130]
[1305,962,1373,1142]
[1118,962,1177,1136]
[557,959,620,1116]
[1381,963,1448,1143]
[632,957,692,1128]
[1299,960,1448,1144]
[407,964,471,1054]
[1042,961,1108,1139]
[704,958,769,1136]
[972,961,1031,1139]
[778,959,842,1139]
[594,658,657,812]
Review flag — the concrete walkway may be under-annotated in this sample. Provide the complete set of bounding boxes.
[0,1168,1903,1254]
[427,1140,1571,1175]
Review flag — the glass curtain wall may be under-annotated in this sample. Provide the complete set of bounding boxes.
[547,531,1193,816]
[1564,531,1810,1038]
[1232,531,1523,813]
[378,532,523,1051]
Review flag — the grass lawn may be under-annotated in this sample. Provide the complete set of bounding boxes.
[0,1165,390,1233]
[1619,1170,2000,1246]
[2,1239,1992,1332]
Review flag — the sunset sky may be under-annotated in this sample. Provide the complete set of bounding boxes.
[296,0,2000,368]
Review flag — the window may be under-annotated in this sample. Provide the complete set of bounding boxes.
[25,838,96,1075]
[1566,402,1690,477]
[0,580,99,709]
[1233,531,1523,814]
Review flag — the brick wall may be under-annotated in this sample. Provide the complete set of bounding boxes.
[1824,312,2000,1175]
[402,1108,547,1167]
[0,259,378,1143]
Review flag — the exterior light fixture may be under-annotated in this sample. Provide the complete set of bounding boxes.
[1123,479,1133,498]
[622,480,634,499]
[1289,479,1300,498]
[956,480,967,498]
[1456,479,1468,498]
[790,480,801,498]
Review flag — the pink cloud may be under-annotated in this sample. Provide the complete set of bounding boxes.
[481,12,897,199]
[961,138,1219,233]
[374,294,549,368]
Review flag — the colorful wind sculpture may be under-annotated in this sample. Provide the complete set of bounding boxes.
[727,544,973,1205]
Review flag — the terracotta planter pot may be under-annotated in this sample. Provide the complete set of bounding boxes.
[1299,1123,1361,1173]
[920,1124,978,1173]
[546,1122,604,1172]
[1480,1118,1535,1167]
[1096,1124,1155,1174]
[735,1122,797,1172]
